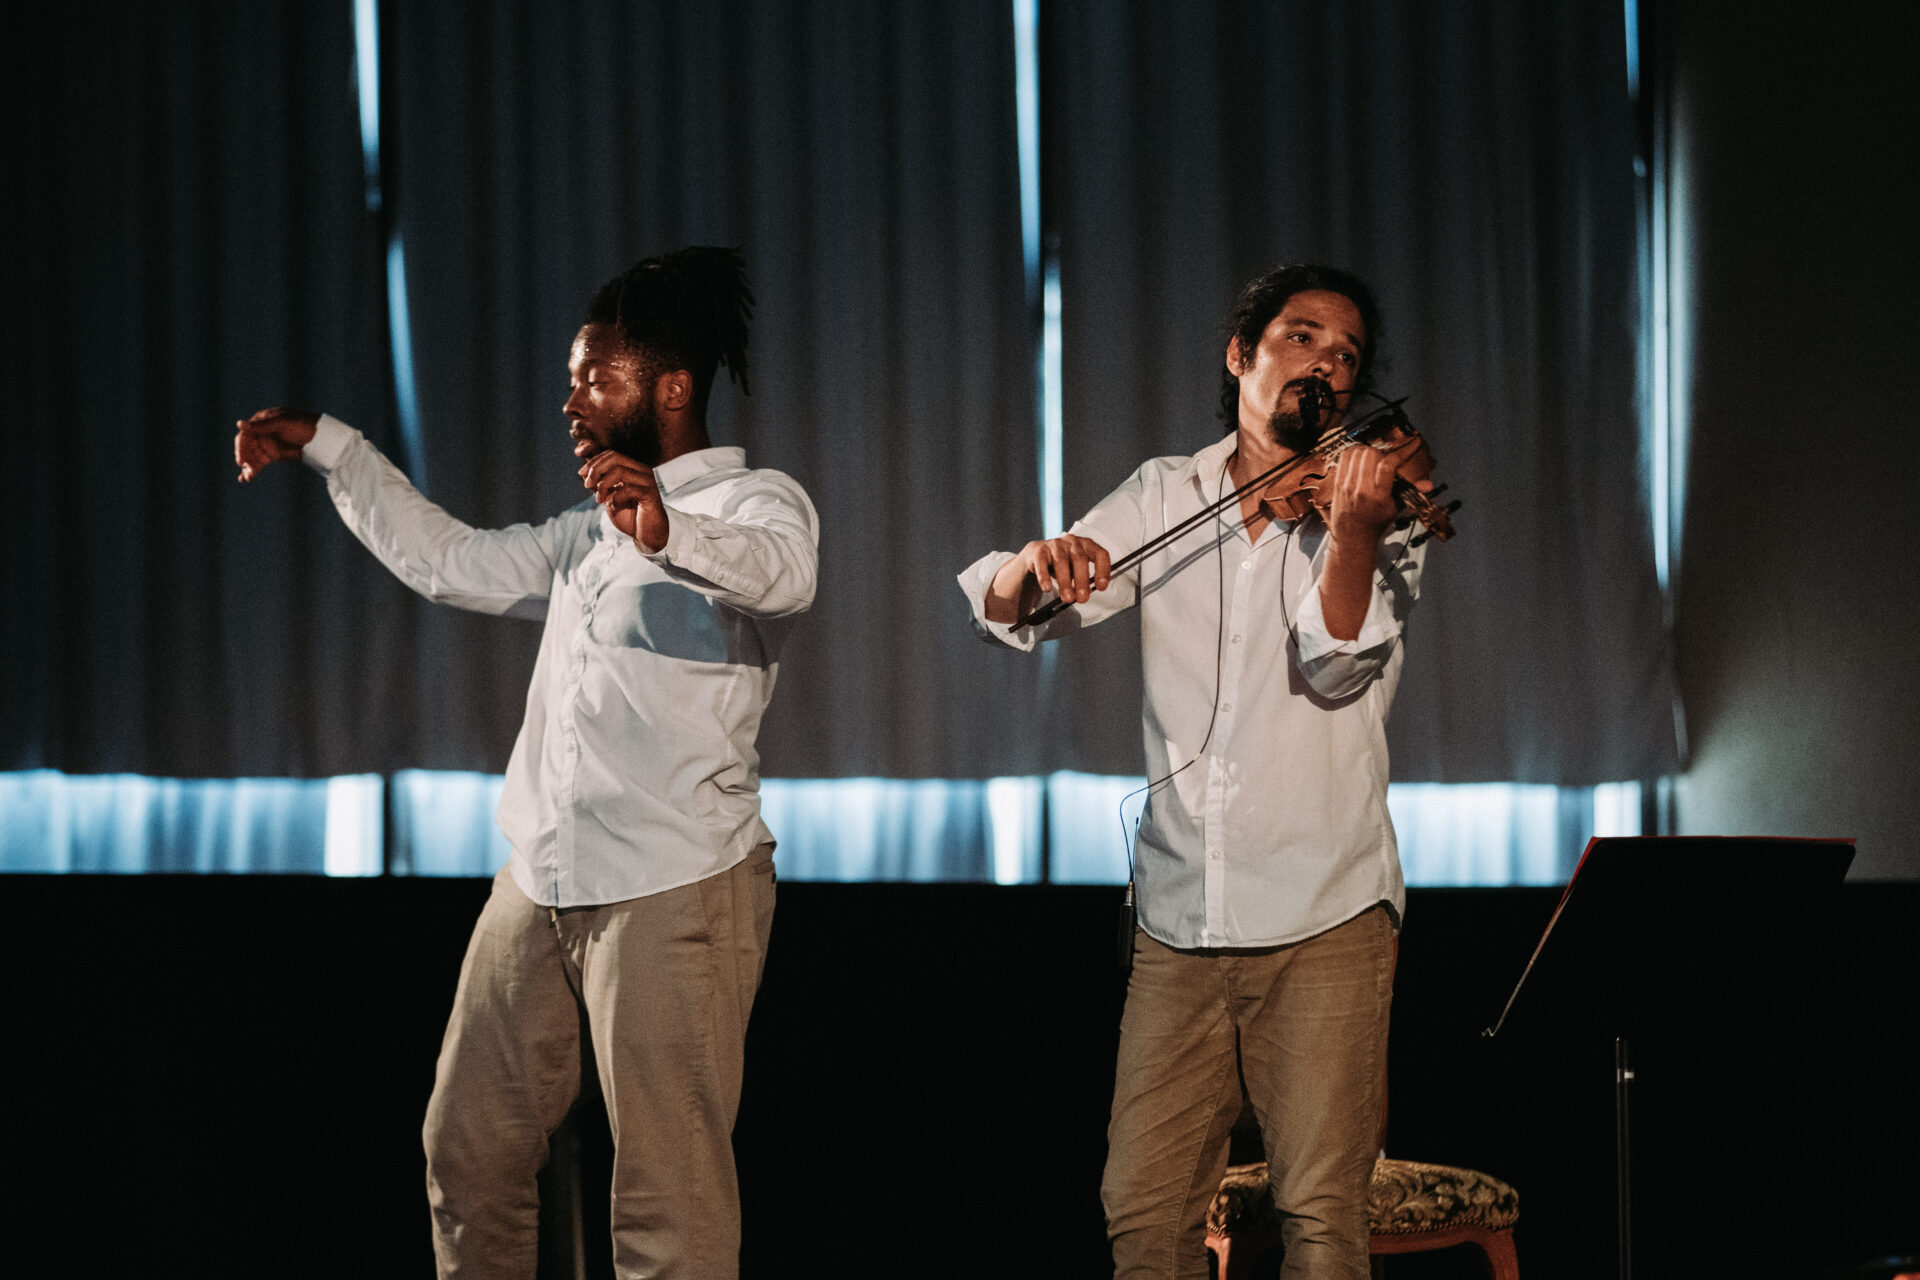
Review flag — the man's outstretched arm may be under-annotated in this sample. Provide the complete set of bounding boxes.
[232,407,558,616]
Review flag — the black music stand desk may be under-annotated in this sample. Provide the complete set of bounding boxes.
[1483,835,1854,1280]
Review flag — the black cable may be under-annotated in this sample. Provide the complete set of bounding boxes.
[1112,411,1421,962]
[1090,387,1426,964]
[1112,451,1236,958]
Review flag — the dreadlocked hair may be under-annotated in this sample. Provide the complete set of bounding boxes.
[584,246,755,415]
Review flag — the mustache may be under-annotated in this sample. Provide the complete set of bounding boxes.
[1284,376,1352,401]
[1286,376,1352,440]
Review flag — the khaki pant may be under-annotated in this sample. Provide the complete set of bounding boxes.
[423,847,777,1280]
[1102,904,1396,1280]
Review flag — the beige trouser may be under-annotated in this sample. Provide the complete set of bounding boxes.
[423,846,776,1280]
[1102,903,1396,1280]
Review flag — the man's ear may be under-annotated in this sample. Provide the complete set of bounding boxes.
[1225,337,1249,378]
[656,368,695,412]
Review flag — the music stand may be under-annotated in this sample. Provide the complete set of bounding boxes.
[1483,836,1854,1280]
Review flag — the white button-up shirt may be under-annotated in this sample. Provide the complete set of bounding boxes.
[305,415,818,907]
[960,433,1424,948]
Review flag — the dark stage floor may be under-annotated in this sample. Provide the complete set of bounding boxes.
[4,876,1913,1278]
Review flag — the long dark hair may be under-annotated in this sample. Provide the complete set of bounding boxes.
[1218,263,1381,427]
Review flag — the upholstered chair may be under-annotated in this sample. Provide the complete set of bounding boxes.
[1205,1155,1520,1279]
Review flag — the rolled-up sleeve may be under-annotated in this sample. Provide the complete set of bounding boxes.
[957,462,1156,650]
[957,550,1045,650]
[642,472,819,619]
[1289,531,1426,699]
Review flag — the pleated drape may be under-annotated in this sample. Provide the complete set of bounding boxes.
[4,0,1675,785]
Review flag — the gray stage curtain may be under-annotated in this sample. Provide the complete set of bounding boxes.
[4,0,1043,780]
[379,0,1042,777]
[4,0,1674,786]
[1,0,411,777]
[1040,0,1680,782]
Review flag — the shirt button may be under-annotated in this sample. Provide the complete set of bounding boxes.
[1231,634,1241,643]
[1241,559,1252,570]
[1221,703,1232,713]
[1208,849,1221,861]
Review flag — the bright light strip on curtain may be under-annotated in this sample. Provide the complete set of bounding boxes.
[1623,0,1641,100]
[324,775,386,876]
[0,771,384,875]
[1590,781,1645,839]
[3,772,1633,884]
[1624,0,1677,597]
[1012,0,1041,288]
[353,0,381,204]
[385,236,427,486]
[985,776,1043,885]
[1042,263,1064,536]
[1012,0,1064,538]
[1648,110,1672,590]
[352,0,427,489]
[389,769,510,876]
[1662,151,1689,607]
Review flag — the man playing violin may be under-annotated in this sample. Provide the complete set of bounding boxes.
[959,264,1425,1280]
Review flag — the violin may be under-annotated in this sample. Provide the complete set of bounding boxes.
[1260,398,1459,548]
[1010,391,1460,630]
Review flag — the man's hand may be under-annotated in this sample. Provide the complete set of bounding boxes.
[581,450,668,552]
[234,407,319,482]
[1317,443,1413,640]
[1321,443,1399,548]
[985,533,1112,624]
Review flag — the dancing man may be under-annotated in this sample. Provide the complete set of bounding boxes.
[236,247,817,1279]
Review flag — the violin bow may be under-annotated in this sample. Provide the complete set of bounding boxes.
[1009,397,1415,631]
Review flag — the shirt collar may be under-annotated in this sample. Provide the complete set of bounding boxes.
[1192,432,1239,473]
[1193,431,1314,546]
[1189,432,1242,493]
[653,446,747,498]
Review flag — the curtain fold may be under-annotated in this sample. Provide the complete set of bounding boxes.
[2,0,403,778]
[5,0,1675,788]
[1043,0,1679,782]
[4,0,1043,780]
[380,0,1044,778]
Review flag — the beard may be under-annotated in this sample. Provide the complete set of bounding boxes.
[605,397,665,467]
[1263,403,1319,454]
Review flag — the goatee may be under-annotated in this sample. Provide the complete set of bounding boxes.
[1264,405,1318,454]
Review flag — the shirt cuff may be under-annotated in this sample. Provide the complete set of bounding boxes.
[637,502,694,563]
[300,414,357,474]
[1290,573,1400,663]
[956,550,1039,651]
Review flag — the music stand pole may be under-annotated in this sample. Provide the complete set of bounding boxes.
[1614,1035,1633,1280]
